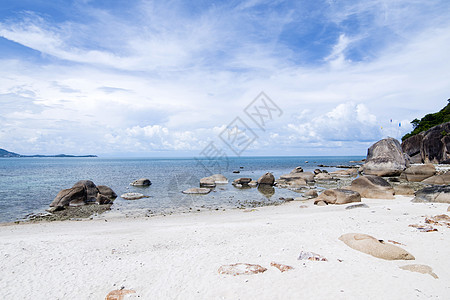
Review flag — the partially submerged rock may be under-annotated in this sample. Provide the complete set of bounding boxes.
[339,233,415,260]
[363,138,407,176]
[257,172,275,186]
[232,178,252,186]
[121,192,147,200]
[200,174,228,187]
[218,263,267,276]
[314,189,361,205]
[399,264,438,279]
[182,188,211,195]
[412,185,450,203]
[130,178,151,186]
[50,180,116,208]
[349,175,394,199]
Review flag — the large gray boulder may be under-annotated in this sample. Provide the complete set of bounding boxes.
[314,189,361,205]
[349,175,395,199]
[257,172,275,186]
[73,180,99,202]
[50,186,86,207]
[50,181,116,208]
[412,186,450,203]
[402,134,424,163]
[363,138,407,176]
[402,164,436,182]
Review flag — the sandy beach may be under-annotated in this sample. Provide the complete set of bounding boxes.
[0,195,448,299]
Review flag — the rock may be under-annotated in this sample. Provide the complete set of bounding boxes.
[257,172,275,186]
[363,138,407,176]
[402,164,436,182]
[393,184,416,196]
[345,203,369,210]
[97,185,118,201]
[348,175,395,199]
[412,185,450,203]
[448,205,450,212]
[314,169,322,175]
[291,166,303,173]
[50,186,86,207]
[315,200,327,206]
[280,172,315,183]
[422,173,450,185]
[399,264,438,279]
[315,173,334,181]
[200,176,216,188]
[298,251,328,261]
[105,289,136,300]
[304,189,318,199]
[121,192,147,200]
[339,233,415,260]
[402,122,450,164]
[330,168,358,177]
[233,170,240,174]
[270,262,294,272]
[314,189,361,205]
[182,188,211,195]
[68,198,86,207]
[73,180,99,202]
[96,193,114,205]
[232,178,252,185]
[218,263,267,276]
[130,178,151,186]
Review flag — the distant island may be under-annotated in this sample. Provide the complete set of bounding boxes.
[0,148,97,158]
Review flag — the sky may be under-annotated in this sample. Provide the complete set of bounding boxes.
[0,0,449,157]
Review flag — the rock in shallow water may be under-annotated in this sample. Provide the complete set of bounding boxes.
[130,178,151,186]
[339,233,415,260]
[121,192,147,200]
[182,188,211,194]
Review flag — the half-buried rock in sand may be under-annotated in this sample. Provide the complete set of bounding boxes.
[218,263,267,276]
[314,189,361,205]
[339,233,415,260]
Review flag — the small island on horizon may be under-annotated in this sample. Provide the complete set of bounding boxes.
[0,148,97,158]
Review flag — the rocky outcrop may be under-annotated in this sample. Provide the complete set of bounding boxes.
[130,178,152,186]
[257,172,275,186]
[363,138,407,176]
[402,122,450,164]
[348,175,395,199]
[402,164,436,182]
[50,180,116,208]
[412,186,450,203]
[339,233,415,260]
[314,189,361,205]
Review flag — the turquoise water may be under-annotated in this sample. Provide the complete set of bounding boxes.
[0,156,364,222]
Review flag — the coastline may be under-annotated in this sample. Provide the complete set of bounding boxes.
[1,195,448,299]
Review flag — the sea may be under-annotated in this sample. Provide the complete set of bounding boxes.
[0,156,364,223]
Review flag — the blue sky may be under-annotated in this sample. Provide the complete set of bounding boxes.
[0,0,449,156]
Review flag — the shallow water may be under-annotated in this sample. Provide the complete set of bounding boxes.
[0,156,363,222]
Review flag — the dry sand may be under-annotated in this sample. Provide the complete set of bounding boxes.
[0,195,449,299]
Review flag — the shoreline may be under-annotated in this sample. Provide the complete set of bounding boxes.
[1,195,448,299]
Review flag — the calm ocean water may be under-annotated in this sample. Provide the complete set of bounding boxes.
[0,156,364,223]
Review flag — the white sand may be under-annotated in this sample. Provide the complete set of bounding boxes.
[0,196,449,299]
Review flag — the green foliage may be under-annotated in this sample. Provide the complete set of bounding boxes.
[402,101,450,141]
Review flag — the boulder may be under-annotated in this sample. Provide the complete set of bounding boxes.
[349,175,395,199]
[50,186,86,207]
[232,178,252,185]
[314,189,361,205]
[402,134,423,162]
[402,164,436,182]
[363,138,407,176]
[339,233,415,260]
[257,172,275,186]
[200,176,216,188]
[412,186,450,203]
[393,184,416,196]
[315,173,334,181]
[422,173,450,185]
[73,180,99,202]
[96,194,114,205]
[97,185,118,201]
[130,178,151,186]
[210,174,228,184]
[182,188,211,194]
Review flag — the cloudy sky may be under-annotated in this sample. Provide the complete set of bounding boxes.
[0,0,449,157]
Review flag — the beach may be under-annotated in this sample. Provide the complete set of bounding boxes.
[1,195,448,299]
